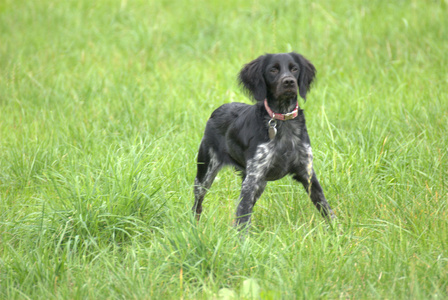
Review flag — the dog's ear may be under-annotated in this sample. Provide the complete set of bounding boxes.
[291,52,316,100]
[238,55,267,102]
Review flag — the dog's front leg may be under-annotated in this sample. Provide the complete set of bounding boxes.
[235,176,267,229]
[294,169,335,220]
[235,143,272,229]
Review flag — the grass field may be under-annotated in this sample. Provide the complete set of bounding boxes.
[1,0,448,298]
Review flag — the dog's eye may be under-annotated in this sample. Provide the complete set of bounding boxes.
[270,68,279,74]
[291,66,299,72]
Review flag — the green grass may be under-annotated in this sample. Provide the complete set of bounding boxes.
[1,0,448,298]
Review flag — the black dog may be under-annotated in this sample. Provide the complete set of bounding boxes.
[193,52,335,228]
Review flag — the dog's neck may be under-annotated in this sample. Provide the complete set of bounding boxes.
[265,96,299,115]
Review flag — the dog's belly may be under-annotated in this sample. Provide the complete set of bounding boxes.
[264,154,299,181]
[264,167,289,181]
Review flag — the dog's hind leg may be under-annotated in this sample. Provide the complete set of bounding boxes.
[193,146,222,220]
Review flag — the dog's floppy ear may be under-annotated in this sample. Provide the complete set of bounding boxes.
[238,55,267,102]
[291,52,316,100]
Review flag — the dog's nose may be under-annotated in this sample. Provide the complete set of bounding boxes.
[282,77,296,88]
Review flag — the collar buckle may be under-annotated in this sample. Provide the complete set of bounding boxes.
[283,112,296,120]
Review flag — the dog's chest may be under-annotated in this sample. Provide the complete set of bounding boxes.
[254,131,312,181]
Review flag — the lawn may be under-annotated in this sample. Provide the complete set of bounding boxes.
[1,0,447,298]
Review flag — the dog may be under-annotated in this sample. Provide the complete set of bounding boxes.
[193,52,335,229]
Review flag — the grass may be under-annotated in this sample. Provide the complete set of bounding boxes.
[1,0,447,298]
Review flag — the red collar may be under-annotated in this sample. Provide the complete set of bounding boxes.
[264,99,299,121]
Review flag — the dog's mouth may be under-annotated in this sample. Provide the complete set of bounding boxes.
[277,89,297,98]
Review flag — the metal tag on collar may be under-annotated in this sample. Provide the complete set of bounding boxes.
[268,118,277,140]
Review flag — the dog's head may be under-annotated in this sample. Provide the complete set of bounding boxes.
[238,52,316,102]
